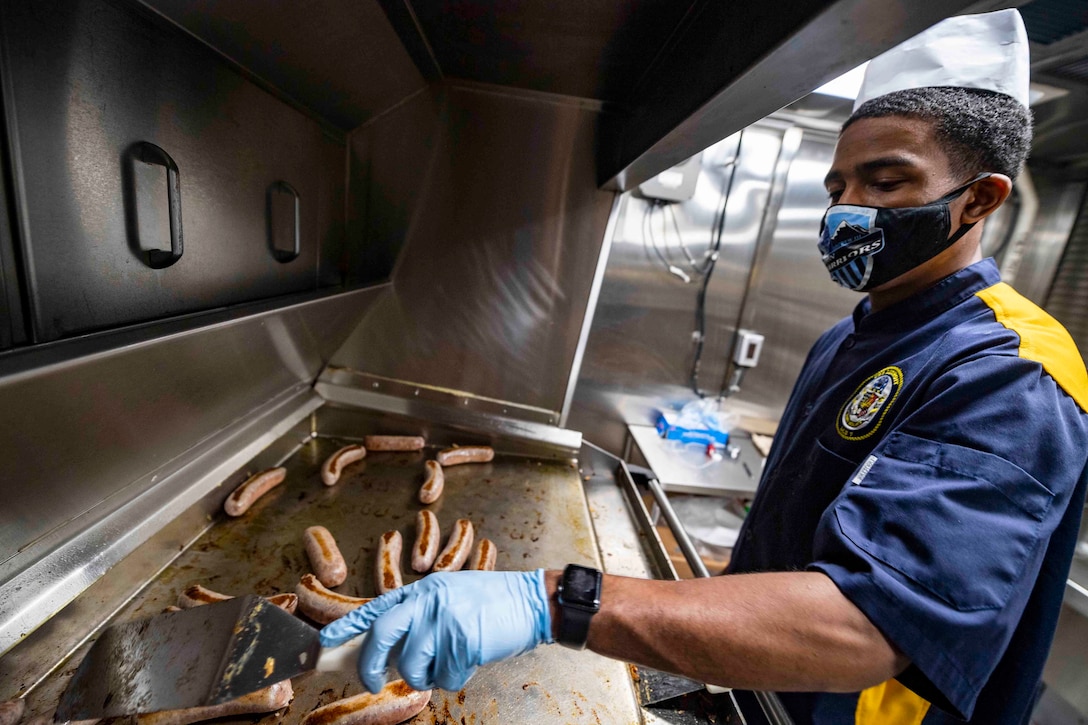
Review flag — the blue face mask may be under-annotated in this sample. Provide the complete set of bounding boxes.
[817,174,991,291]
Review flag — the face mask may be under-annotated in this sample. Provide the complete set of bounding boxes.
[817,174,991,291]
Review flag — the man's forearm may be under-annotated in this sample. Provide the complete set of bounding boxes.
[545,570,908,692]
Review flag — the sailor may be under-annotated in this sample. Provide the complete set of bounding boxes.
[322,10,1088,723]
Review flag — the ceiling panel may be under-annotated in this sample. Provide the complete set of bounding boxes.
[1019,0,1088,45]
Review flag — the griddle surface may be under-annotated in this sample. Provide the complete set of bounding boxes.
[28,437,641,724]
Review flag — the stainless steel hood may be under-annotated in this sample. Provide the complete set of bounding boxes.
[139,0,984,190]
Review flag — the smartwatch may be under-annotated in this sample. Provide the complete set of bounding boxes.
[555,564,603,649]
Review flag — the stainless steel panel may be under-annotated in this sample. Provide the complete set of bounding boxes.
[567,127,784,454]
[331,83,617,414]
[0,133,21,349]
[724,132,859,421]
[320,367,559,426]
[344,87,445,286]
[0,413,314,701]
[406,0,696,101]
[0,387,320,658]
[1045,182,1088,348]
[602,0,979,190]
[0,286,386,613]
[315,370,582,461]
[0,0,345,341]
[137,0,426,130]
[560,194,622,427]
[1009,176,1086,305]
[11,432,642,725]
[1027,78,1088,177]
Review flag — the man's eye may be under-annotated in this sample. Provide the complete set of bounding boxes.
[873,179,905,192]
[827,189,843,203]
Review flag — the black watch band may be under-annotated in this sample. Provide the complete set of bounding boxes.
[556,564,602,650]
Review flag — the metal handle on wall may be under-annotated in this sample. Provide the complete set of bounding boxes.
[267,181,301,263]
[643,474,793,725]
[132,142,184,269]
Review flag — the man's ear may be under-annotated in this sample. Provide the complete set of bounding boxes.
[961,174,1013,224]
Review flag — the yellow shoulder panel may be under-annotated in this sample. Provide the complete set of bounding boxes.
[856,679,930,725]
[976,282,1088,413]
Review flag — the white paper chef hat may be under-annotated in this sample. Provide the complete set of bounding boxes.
[854,9,1030,111]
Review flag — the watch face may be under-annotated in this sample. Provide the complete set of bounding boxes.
[561,565,601,608]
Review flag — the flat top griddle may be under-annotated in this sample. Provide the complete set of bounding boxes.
[23,436,642,725]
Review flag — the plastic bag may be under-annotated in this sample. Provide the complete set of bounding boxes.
[675,397,733,434]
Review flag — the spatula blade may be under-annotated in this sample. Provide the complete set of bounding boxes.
[55,596,321,720]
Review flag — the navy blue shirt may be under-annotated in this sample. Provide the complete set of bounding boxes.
[728,259,1088,723]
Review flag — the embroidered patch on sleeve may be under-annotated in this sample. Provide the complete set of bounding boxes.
[837,366,903,441]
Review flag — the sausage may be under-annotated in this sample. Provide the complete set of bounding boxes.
[177,583,230,608]
[432,519,474,572]
[304,525,348,587]
[418,460,444,504]
[321,445,366,486]
[223,467,286,516]
[266,593,299,614]
[411,510,440,573]
[435,446,493,467]
[301,680,430,725]
[364,435,425,452]
[135,679,292,725]
[0,698,24,725]
[296,573,371,624]
[177,584,298,614]
[375,531,403,595]
[469,538,497,571]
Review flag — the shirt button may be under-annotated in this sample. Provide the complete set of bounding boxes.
[843,336,856,349]
[802,402,814,417]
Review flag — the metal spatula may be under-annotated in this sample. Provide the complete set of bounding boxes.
[55,596,364,721]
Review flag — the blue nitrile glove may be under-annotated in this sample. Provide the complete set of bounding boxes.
[319,569,553,693]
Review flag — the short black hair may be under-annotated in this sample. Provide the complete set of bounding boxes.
[842,87,1033,180]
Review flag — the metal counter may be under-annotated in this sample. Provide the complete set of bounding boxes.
[626,425,762,498]
[14,435,641,725]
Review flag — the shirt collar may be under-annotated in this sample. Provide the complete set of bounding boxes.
[851,258,1002,332]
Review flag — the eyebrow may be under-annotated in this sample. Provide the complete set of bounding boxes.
[824,156,920,188]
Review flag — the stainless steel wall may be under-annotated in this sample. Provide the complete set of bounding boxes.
[725,130,861,421]
[1008,178,1087,307]
[567,111,1088,456]
[330,83,618,418]
[567,120,858,453]
[1043,184,1088,352]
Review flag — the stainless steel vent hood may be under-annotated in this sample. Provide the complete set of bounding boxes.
[139,0,984,190]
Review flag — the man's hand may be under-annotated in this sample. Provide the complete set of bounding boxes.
[319,569,553,693]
